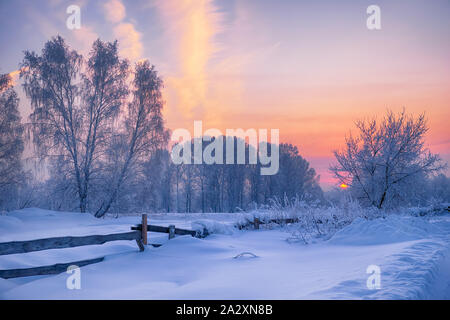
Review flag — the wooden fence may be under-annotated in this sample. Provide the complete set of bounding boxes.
[131,224,206,238]
[0,214,200,279]
[237,217,300,230]
[0,231,144,256]
[0,257,105,279]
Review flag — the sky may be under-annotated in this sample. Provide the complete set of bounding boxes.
[1,0,449,188]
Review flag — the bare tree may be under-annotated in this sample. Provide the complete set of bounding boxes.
[330,109,446,208]
[0,73,24,208]
[18,36,326,215]
[95,61,168,217]
[21,36,129,213]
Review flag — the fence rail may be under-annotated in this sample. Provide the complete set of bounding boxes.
[237,217,300,230]
[0,214,201,279]
[0,231,143,256]
[131,224,203,237]
[0,257,105,279]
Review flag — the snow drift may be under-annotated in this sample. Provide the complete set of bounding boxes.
[0,208,449,299]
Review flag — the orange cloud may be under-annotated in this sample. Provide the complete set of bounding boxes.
[113,23,143,61]
[154,0,222,123]
[102,0,143,62]
[8,69,21,81]
[103,0,126,23]
[7,67,29,86]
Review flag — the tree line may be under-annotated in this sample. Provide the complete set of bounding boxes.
[0,36,323,215]
[0,36,448,215]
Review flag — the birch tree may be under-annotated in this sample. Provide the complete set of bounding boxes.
[0,73,24,208]
[21,36,129,213]
[94,61,168,217]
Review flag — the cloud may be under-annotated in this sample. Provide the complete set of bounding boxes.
[72,26,101,56]
[7,70,21,86]
[154,0,223,122]
[152,0,279,129]
[113,23,143,61]
[6,67,30,87]
[103,0,126,23]
[102,0,143,62]
[23,1,100,56]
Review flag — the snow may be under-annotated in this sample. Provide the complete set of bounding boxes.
[191,219,235,236]
[329,215,446,245]
[0,208,449,299]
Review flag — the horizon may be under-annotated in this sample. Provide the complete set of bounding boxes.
[1,0,449,189]
[1,0,450,302]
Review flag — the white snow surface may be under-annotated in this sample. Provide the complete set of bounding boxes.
[0,208,449,299]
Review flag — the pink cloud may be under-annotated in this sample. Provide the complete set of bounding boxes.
[101,0,143,62]
[103,0,126,24]
[113,23,143,61]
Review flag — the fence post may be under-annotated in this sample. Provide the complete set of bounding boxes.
[254,217,260,230]
[142,214,148,245]
[168,225,175,239]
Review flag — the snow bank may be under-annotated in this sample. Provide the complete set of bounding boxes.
[328,215,446,246]
[0,278,15,293]
[191,219,235,236]
[0,208,102,241]
[314,214,450,299]
[403,204,450,217]
[1,208,449,299]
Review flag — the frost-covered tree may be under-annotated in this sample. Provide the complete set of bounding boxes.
[18,36,327,215]
[427,174,450,204]
[330,109,446,208]
[21,36,129,213]
[142,149,172,211]
[94,61,169,217]
[273,144,322,202]
[0,73,25,209]
[21,37,169,216]
[164,138,323,213]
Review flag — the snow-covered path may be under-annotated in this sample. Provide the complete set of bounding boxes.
[0,209,449,299]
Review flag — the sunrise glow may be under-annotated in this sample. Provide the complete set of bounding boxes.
[1,0,449,189]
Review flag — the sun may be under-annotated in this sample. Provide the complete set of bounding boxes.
[339,183,349,189]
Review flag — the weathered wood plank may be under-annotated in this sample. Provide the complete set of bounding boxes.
[254,217,260,230]
[136,239,145,252]
[237,217,300,230]
[268,218,298,224]
[0,231,141,256]
[132,224,168,233]
[168,225,175,239]
[0,257,105,279]
[132,224,197,237]
[142,214,148,245]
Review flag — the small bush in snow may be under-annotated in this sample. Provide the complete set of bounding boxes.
[239,195,384,244]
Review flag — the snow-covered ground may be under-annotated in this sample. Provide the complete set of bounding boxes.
[0,208,449,299]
